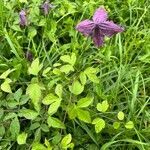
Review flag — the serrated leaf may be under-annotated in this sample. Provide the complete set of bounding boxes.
[28,58,43,76]
[61,134,72,148]
[48,100,61,115]
[97,100,109,112]
[17,132,27,145]
[125,121,134,129]
[77,96,94,108]
[69,80,84,95]
[117,111,124,120]
[92,118,105,133]
[79,72,87,85]
[10,117,20,139]
[19,109,38,120]
[26,83,41,111]
[113,122,120,129]
[55,84,63,98]
[47,117,65,129]
[77,108,91,123]
[1,78,12,93]
[0,69,15,79]
[60,64,74,74]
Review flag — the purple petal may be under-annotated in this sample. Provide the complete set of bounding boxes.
[100,21,124,37]
[93,7,108,24]
[19,10,27,26]
[76,20,95,36]
[92,27,104,47]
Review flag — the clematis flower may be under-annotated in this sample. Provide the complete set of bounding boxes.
[41,0,54,15]
[19,10,27,26]
[76,7,124,47]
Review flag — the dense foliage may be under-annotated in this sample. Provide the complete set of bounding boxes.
[0,0,150,149]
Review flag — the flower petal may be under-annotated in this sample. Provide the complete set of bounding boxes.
[93,7,108,24]
[76,20,95,36]
[100,21,124,37]
[92,28,104,47]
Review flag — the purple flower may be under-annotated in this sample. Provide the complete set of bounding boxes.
[19,10,27,26]
[41,0,54,15]
[76,7,124,47]
[25,51,33,62]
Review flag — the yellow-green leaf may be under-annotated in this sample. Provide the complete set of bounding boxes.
[125,121,134,129]
[77,108,91,123]
[47,117,65,129]
[1,78,12,93]
[17,132,27,145]
[97,100,109,112]
[28,58,43,76]
[69,80,84,95]
[61,134,72,148]
[77,96,94,108]
[117,111,124,120]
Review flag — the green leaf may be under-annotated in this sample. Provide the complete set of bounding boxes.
[60,64,74,74]
[10,117,20,139]
[69,80,84,95]
[19,0,27,3]
[28,58,43,76]
[77,96,94,108]
[19,109,38,120]
[84,67,99,83]
[61,134,72,148]
[60,55,71,63]
[97,100,109,112]
[117,111,125,120]
[1,78,12,93]
[79,71,87,85]
[125,121,134,129]
[32,142,47,150]
[28,27,37,39]
[42,93,59,105]
[53,68,61,75]
[17,132,27,145]
[86,73,99,83]
[42,67,51,77]
[77,108,91,123]
[47,116,65,129]
[113,122,120,129]
[14,88,22,101]
[0,125,5,137]
[26,83,41,111]
[48,100,61,115]
[0,69,15,79]
[70,53,76,66]
[92,118,105,133]
[55,84,63,98]
[67,105,77,119]
[84,67,98,74]
[41,124,49,132]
